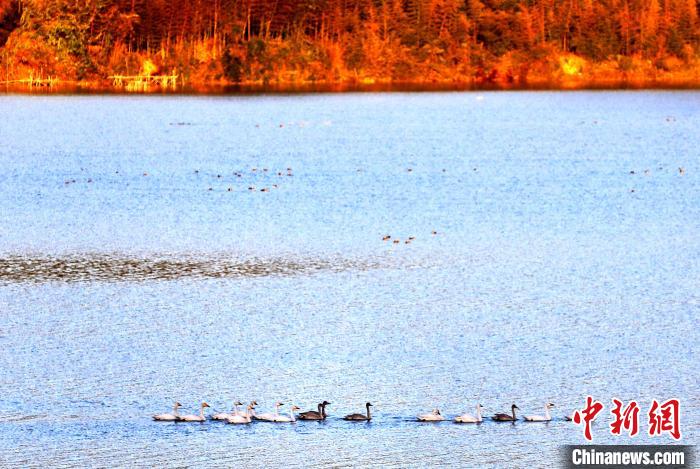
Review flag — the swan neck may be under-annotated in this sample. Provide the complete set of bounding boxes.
[366,405,371,420]
[476,405,481,421]
[173,404,179,417]
[512,407,516,420]
[545,406,550,420]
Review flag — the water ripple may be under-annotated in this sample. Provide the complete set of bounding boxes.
[0,254,385,283]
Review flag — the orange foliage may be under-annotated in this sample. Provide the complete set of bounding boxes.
[0,0,698,87]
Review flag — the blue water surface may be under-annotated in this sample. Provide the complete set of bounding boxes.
[0,91,698,467]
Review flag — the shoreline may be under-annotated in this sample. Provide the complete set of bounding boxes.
[3,78,700,94]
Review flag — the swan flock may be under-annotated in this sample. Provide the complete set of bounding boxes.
[154,401,562,424]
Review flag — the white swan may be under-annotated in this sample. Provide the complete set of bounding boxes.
[254,402,284,421]
[248,400,258,418]
[212,401,242,421]
[455,404,484,423]
[271,405,300,422]
[524,403,555,422]
[153,402,182,421]
[180,402,210,422]
[417,408,445,421]
[227,403,256,424]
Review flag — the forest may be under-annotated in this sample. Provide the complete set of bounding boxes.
[1,0,699,87]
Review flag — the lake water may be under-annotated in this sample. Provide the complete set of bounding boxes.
[0,91,698,467]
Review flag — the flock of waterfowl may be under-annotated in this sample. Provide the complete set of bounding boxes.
[154,401,561,424]
[627,165,687,193]
[62,163,687,197]
[62,166,295,194]
[381,231,438,245]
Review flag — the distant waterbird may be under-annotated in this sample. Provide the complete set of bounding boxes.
[227,403,256,424]
[417,409,445,421]
[492,404,519,422]
[271,405,300,422]
[212,401,242,421]
[524,403,555,422]
[180,402,210,422]
[298,401,330,420]
[344,402,372,421]
[153,402,182,421]
[254,402,284,422]
[455,404,484,423]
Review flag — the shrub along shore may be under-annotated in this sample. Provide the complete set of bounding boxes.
[1,0,699,91]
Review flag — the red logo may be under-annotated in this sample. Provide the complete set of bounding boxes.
[648,398,681,440]
[573,397,682,441]
[610,398,640,437]
[572,396,604,441]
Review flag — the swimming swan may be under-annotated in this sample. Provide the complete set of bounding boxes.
[344,402,372,421]
[417,409,445,421]
[492,404,519,422]
[524,403,555,422]
[180,402,210,422]
[212,401,242,421]
[271,405,300,422]
[254,402,284,421]
[298,401,330,420]
[227,403,256,424]
[455,404,484,423]
[153,402,182,421]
